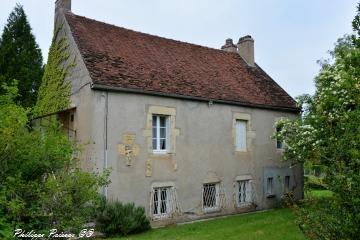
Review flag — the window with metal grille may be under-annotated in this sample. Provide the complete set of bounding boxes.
[284,176,290,191]
[152,115,169,153]
[237,180,252,206]
[235,120,247,151]
[267,177,274,195]
[203,183,219,211]
[153,187,171,217]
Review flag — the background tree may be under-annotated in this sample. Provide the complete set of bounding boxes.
[0,4,43,108]
[275,3,360,239]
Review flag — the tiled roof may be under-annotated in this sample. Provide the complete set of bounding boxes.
[65,12,298,112]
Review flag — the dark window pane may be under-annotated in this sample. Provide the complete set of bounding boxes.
[160,139,166,150]
[160,127,166,138]
[152,139,157,150]
[160,116,166,127]
[160,189,167,214]
[152,127,157,138]
[153,189,158,215]
[203,184,216,208]
[152,116,157,127]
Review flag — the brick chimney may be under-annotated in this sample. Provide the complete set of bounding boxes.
[55,0,71,12]
[237,35,255,67]
[221,38,237,53]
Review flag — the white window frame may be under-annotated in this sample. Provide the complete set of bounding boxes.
[152,115,170,154]
[202,183,220,212]
[276,126,284,150]
[267,177,274,195]
[152,186,172,218]
[237,180,252,207]
[235,120,247,151]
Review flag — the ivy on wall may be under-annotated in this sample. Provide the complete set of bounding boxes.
[34,24,74,116]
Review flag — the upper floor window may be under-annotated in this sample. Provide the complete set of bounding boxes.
[276,126,284,149]
[152,115,169,153]
[235,120,247,151]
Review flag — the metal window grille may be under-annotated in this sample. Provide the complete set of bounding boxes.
[237,180,252,206]
[203,183,219,211]
[150,187,181,220]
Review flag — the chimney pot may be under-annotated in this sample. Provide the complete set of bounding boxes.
[221,38,237,53]
[237,35,255,67]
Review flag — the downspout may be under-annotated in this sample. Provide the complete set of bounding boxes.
[103,91,109,198]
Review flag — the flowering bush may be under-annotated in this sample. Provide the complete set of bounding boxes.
[274,3,360,239]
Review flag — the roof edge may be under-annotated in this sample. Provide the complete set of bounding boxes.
[91,84,300,113]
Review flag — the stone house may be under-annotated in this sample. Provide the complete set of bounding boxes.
[53,0,303,226]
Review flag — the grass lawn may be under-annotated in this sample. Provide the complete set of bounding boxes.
[305,189,333,198]
[108,208,305,240]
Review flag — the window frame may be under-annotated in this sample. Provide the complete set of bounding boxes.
[152,186,172,218]
[202,182,220,212]
[235,120,247,151]
[267,177,274,196]
[237,179,252,207]
[152,115,170,154]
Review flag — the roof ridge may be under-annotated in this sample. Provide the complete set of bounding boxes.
[65,12,237,56]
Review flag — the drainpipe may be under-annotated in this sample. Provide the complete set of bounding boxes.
[103,92,109,198]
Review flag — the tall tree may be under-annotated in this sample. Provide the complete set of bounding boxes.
[0,4,43,108]
[275,3,360,239]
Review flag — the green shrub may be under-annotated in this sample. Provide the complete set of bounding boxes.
[305,175,327,190]
[0,217,12,240]
[96,201,150,237]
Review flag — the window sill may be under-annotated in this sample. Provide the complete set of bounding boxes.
[235,149,248,153]
[237,202,253,208]
[203,207,221,213]
[152,150,169,155]
[152,213,171,220]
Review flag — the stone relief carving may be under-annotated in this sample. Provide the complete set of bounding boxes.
[118,134,140,166]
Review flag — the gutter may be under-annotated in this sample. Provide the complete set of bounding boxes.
[91,84,300,113]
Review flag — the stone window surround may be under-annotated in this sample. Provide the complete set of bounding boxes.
[232,112,255,152]
[143,105,180,156]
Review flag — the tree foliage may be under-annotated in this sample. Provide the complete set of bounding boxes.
[0,4,43,108]
[0,84,109,234]
[274,3,360,239]
[34,24,73,116]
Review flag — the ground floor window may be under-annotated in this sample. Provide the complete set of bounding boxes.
[152,187,172,217]
[237,180,252,206]
[203,183,219,211]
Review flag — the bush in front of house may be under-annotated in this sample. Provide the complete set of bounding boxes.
[96,201,150,237]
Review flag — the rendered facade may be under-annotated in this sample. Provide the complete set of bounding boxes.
[53,0,303,226]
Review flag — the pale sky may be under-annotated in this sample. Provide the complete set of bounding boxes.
[0,0,357,97]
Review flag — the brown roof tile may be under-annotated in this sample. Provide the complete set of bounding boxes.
[65,12,298,112]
